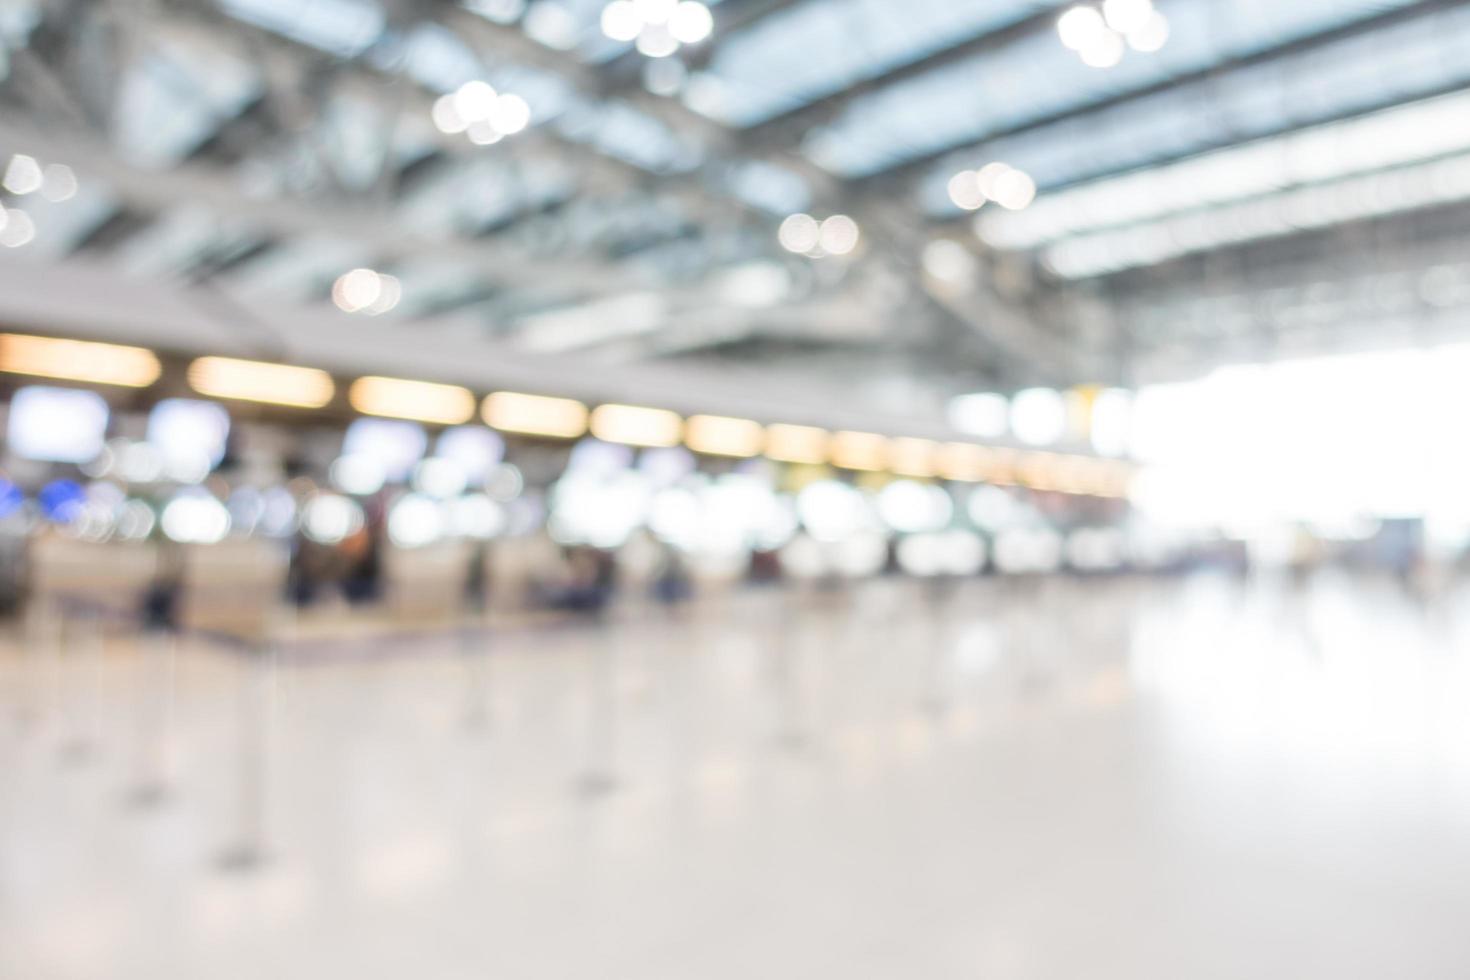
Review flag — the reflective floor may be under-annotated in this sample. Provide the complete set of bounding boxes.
[4,572,1470,979]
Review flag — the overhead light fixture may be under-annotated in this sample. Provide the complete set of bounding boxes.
[432,81,532,142]
[482,391,588,438]
[601,0,712,52]
[188,356,335,408]
[332,268,401,315]
[348,376,476,425]
[589,403,683,447]
[764,423,830,464]
[936,442,992,483]
[778,212,861,257]
[830,430,889,472]
[0,333,161,388]
[888,437,939,478]
[1057,0,1165,65]
[684,414,764,457]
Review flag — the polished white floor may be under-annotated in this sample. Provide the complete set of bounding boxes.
[4,571,1470,979]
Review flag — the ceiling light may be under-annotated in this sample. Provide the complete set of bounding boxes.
[936,443,992,482]
[778,212,821,253]
[634,0,677,22]
[948,170,986,210]
[2,154,42,195]
[453,80,498,122]
[948,392,1010,438]
[830,430,888,471]
[0,209,35,248]
[765,423,829,464]
[488,93,531,134]
[349,376,476,425]
[482,391,588,438]
[332,268,392,313]
[189,357,334,408]
[992,169,1037,210]
[1102,0,1153,34]
[0,333,161,387]
[975,161,1013,199]
[1126,10,1169,52]
[685,414,764,457]
[600,0,642,39]
[1057,5,1106,51]
[1079,28,1125,67]
[819,214,860,255]
[432,95,468,134]
[590,404,683,447]
[668,0,713,43]
[635,24,679,56]
[606,0,712,56]
[888,437,939,478]
[40,164,77,202]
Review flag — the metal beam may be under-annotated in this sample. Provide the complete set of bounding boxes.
[743,2,1069,145]
[0,116,634,294]
[0,254,1012,443]
[855,0,1470,187]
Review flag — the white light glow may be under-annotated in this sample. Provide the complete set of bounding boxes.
[778,212,820,253]
[1057,5,1106,51]
[1010,388,1067,446]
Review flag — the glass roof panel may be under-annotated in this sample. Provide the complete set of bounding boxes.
[915,3,1470,211]
[810,0,1422,177]
[695,0,1047,126]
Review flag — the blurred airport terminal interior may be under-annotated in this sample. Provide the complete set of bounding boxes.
[4,0,1470,977]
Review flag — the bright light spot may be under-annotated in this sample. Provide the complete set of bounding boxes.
[1011,388,1067,446]
[634,0,677,22]
[635,24,678,56]
[797,480,874,542]
[333,268,381,312]
[947,170,986,210]
[2,154,42,195]
[967,485,1020,531]
[161,492,231,544]
[818,214,860,255]
[1080,28,1125,67]
[1057,5,1107,51]
[1102,0,1153,34]
[1,209,35,248]
[976,161,1015,199]
[1126,10,1169,52]
[450,494,507,539]
[333,268,399,314]
[948,392,1009,438]
[40,163,77,202]
[1090,387,1132,457]
[388,493,446,548]
[432,94,468,134]
[488,93,531,134]
[467,122,504,145]
[778,212,820,253]
[549,470,651,548]
[331,454,387,495]
[992,169,1036,210]
[877,480,953,533]
[303,493,364,544]
[453,80,498,122]
[600,0,642,39]
[523,1,578,49]
[413,457,469,499]
[669,0,712,43]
